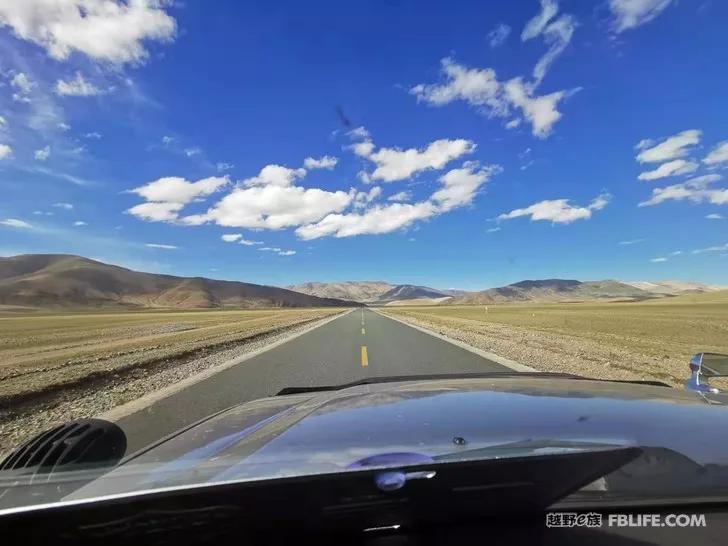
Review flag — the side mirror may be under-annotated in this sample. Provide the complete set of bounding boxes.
[686,353,728,394]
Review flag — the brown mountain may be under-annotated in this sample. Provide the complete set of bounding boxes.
[0,254,352,309]
[287,281,394,302]
[449,279,658,305]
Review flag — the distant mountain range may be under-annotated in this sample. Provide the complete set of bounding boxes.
[0,255,351,309]
[1,254,724,310]
[291,279,726,305]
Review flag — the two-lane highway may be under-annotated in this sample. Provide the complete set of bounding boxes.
[117,308,510,451]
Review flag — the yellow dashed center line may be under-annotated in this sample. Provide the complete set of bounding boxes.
[361,346,368,367]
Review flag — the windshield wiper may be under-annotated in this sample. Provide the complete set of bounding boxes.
[276,372,670,395]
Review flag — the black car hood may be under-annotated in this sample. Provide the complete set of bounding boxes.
[67,376,728,502]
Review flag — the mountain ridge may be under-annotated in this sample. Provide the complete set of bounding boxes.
[0,254,353,309]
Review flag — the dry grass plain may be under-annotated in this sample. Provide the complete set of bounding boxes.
[380,291,728,387]
[0,307,342,406]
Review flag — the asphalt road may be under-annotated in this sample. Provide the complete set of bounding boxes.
[118,308,510,452]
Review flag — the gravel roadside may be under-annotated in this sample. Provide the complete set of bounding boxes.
[0,312,344,457]
[378,310,693,388]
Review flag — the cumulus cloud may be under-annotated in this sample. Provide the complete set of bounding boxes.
[296,202,438,240]
[431,162,502,211]
[703,141,728,166]
[130,175,229,205]
[194,184,353,230]
[127,176,229,222]
[239,238,263,246]
[221,234,242,243]
[146,243,178,250]
[184,147,201,157]
[635,129,701,163]
[0,0,177,65]
[0,144,13,159]
[0,218,32,228]
[637,159,698,181]
[34,145,51,161]
[350,128,476,182]
[242,164,307,188]
[609,0,673,33]
[258,247,296,256]
[303,156,338,170]
[639,174,728,206]
[410,58,571,138]
[497,193,611,224]
[11,72,34,102]
[706,214,724,220]
[388,191,412,202]
[488,23,511,48]
[55,72,102,96]
[296,162,501,239]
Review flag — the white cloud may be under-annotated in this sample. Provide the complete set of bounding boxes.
[637,159,698,181]
[650,257,668,263]
[73,220,87,226]
[146,243,178,250]
[619,238,645,245]
[194,184,353,230]
[130,175,229,205]
[521,1,576,86]
[0,144,13,159]
[635,129,701,163]
[353,186,383,208]
[522,0,559,40]
[55,72,101,96]
[303,155,338,170]
[609,0,673,33]
[488,23,511,48]
[350,129,476,182]
[706,214,724,220]
[347,127,370,140]
[430,162,501,211]
[0,0,177,65]
[0,116,7,129]
[388,191,412,202]
[184,147,201,157]
[497,193,611,224]
[127,201,184,222]
[161,135,174,145]
[57,122,71,131]
[242,165,306,188]
[692,243,728,255]
[639,174,728,206]
[221,234,242,243]
[703,141,728,166]
[52,202,74,210]
[85,132,102,139]
[410,58,571,138]
[34,145,51,161]
[216,162,234,172]
[11,72,34,101]
[296,162,502,239]
[0,218,32,228]
[486,226,501,233]
[296,201,438,240]
[239,238,263,246]
[258,246,295,256]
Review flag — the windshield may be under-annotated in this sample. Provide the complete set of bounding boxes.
[1,0,728,521]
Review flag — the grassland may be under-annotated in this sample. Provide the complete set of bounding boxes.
[380,292,728,387]
[0,307,342,406]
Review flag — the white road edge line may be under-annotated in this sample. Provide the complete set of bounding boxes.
[100,309,355,422]
[373,309,536,372]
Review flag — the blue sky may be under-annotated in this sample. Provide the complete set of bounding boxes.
[0,0,726,290]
